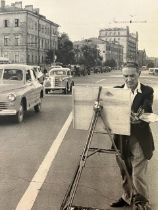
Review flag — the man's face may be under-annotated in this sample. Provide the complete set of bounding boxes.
[122,67,140,90]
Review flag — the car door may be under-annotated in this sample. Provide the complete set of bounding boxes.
[31,69,42,104]
[67,70,72,88]
[25,69,37,109]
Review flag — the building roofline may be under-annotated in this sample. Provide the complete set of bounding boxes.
[0,8,59,27]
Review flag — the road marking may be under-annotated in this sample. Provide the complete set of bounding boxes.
[45,94,72,97]
[15,112,72,210]
[96,78,107,83]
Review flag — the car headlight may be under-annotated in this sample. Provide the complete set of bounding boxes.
[8,93,16,102]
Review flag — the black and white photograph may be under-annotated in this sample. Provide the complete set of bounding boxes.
[0,0,158,209]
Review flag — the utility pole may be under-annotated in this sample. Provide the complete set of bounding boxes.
[26,12,28,64]
[37,16,40,66]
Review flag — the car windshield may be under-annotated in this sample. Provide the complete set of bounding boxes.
[50,70,67,76]
[2,69,23,81]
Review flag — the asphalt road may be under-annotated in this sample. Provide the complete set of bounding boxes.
[0,70,158,210]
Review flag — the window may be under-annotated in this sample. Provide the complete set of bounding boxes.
[28,54,30,63]
[35,36,38,47]
[35,22,37,30]
[3,52,8,58]
[15,52,19,63]
[4,35,9,46]
[4,20,9,27]
[26,70,31,81]
[15,35,20,46]
[3,69,23,81]
[32,69,37,79]
[15,19,19,27]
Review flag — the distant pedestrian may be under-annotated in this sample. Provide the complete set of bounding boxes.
[43,68,47,76]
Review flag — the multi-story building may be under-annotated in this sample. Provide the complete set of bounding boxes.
[138,49,146,67]
[73,37,123,68]
[98,26,138,63]
[0,0,59,65]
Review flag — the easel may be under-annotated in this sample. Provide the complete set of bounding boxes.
[60,86,151,210]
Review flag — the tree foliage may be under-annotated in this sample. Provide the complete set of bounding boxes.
[77,45,102,67]
[46,33,75,65]
[56,33,75,65]
[45,50,54,64]
[104,59,116,68]
[146,60,155,68]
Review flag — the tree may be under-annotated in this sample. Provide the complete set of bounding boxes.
[45,50,55,64]
[46,33,75,65]
[56,33,75,65]
[104,59,116,68]
[77,45,102,67]
[146,60,155,68]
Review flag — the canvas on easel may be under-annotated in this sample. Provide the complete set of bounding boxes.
[72,86,131,135]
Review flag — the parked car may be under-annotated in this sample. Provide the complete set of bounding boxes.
[0,64,44,123]
[72,65,81,76]
[44,68,74,94]
[31,65,44,84]
[50,65,63,69]
[103,66,112,72]
[149,68,158,75]
[94,66,102,73]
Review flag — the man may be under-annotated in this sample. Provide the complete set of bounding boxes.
[111,62,155,207]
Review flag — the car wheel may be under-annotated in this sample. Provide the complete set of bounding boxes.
[34,100,42,112]
[45,89,49,94]
[70,81,74,93]
[15,103,24,123]
[63,88,68,94]
[63,83,69,94]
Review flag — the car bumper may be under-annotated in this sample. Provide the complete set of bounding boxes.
[0,109,17,116]
[45,86,66,90]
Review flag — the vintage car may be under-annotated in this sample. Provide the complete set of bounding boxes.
[50,65,63,69]
[0,64,44,123]
[149,68,158,75]
[44,68,74,94]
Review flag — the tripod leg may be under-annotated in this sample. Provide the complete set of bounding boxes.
[60,111,99,210]
[60,86,103,210]
[99,111,135,199]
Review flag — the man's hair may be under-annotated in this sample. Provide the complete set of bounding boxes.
[123,62,139,72]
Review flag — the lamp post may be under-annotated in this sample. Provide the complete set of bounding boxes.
[52,34,58,65]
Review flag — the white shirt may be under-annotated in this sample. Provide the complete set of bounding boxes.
[124,81,142,105]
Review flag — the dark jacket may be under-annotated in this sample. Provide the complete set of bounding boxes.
[113,83,154,160]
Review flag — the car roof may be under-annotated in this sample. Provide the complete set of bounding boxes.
[0,64,34,70]
[50,65,62,68]
[50,67,71,71]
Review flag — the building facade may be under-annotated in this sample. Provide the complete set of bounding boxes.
[0,1,59,65]
[138,49,146,67]
[74,37,123,68]
[98,26,138,63]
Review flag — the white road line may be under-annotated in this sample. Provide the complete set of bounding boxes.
[96,78,107,84]
[15,112,72,210]
[45,94,72,97]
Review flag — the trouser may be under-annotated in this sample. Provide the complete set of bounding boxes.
[116,135,149,205]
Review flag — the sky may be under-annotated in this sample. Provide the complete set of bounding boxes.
[5,0,158,57]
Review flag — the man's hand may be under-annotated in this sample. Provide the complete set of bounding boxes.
[139,113,158,123]
[131,112,141,124]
